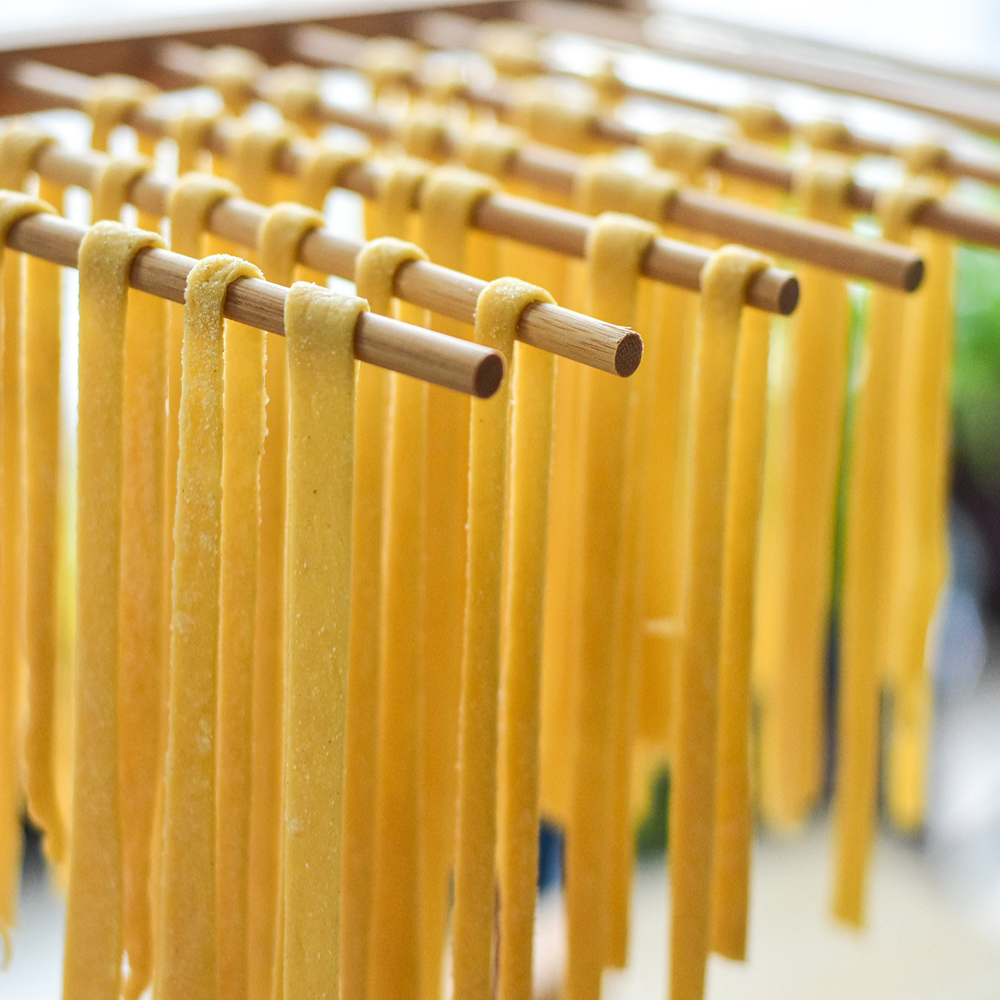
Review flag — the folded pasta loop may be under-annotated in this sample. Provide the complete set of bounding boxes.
[86,74,158,152]
[361,37,421,99]
[576,157,678,221]
[798,118,853,153]
[171,111,221,175]
[0,129,56,189]
[266,65,324,135]
[643,130,725,185]
[728,102,788,144]
[231,125,293,205]
[459,126,520,178]
[400,109,452,163]
[513,83,600,153]
[477,21,546,77]
[205,46,266,115]
[92,155,152,222]
[298,145,365,210]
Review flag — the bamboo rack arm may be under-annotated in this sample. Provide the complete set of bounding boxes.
[9,57,799,316]
[400,13,1000,190]
[5,208,503,398]
[157,40,920,291]
[520,0,1000,141]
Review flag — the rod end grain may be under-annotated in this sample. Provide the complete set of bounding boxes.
[903,256,925,293]
[777,274,800,316]
[474,350,506,398]
[614,329,644,377]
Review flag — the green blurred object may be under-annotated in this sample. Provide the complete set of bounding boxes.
[635,769,670,858]
[953,227,1000,492]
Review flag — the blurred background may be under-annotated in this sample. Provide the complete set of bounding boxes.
[4,0,1000,997]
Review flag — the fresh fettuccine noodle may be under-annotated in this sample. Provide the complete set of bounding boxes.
[669,246,771,1000]
[418,165,498,1000]
[341,237,424,1000]
[366,162,430,1000]
[834,183,935,926]
[755,159,853,830]
[563,212,657,1000]
[282,282,368,999]
[64,218,164,1000]
[249,202,326,1000]
[453,277,553,1000]
[0,132,67,880]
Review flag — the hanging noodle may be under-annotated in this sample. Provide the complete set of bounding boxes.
[282,282,368,999]
[63,218,164,1000]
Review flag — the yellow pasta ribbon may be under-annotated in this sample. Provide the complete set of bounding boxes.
[282,282,367,999]
[159,175,239,996]
[0,133,68,880]
[172,175,266,1000]
[349,235,427,1000]
[833,184,933,926]
[418,166,499,1000]
[452,279,550,999]
[63,219,163,1000]
[0,192,55,963]
[248,202,325,1000]
[755,159,852,830]
[884,198,953,831]
[564,213,657,1000]
[366,164,429,1000]
[575,162,677,966]
[89,154,172,1000]
[709,245,775,961]
[156,253,261,1000]
[495,282,559,1000]
[669,246,770,1000]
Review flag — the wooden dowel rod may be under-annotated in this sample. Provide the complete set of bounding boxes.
[10,58,799,315]
[287,26,941,290]
[520,0,1000,141]
[272,32,1000,255]
[3,208,503,398]
[398,14,1000,190]
[154,42,920,291]
[152,45,802,310]
[18,126,640,376]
